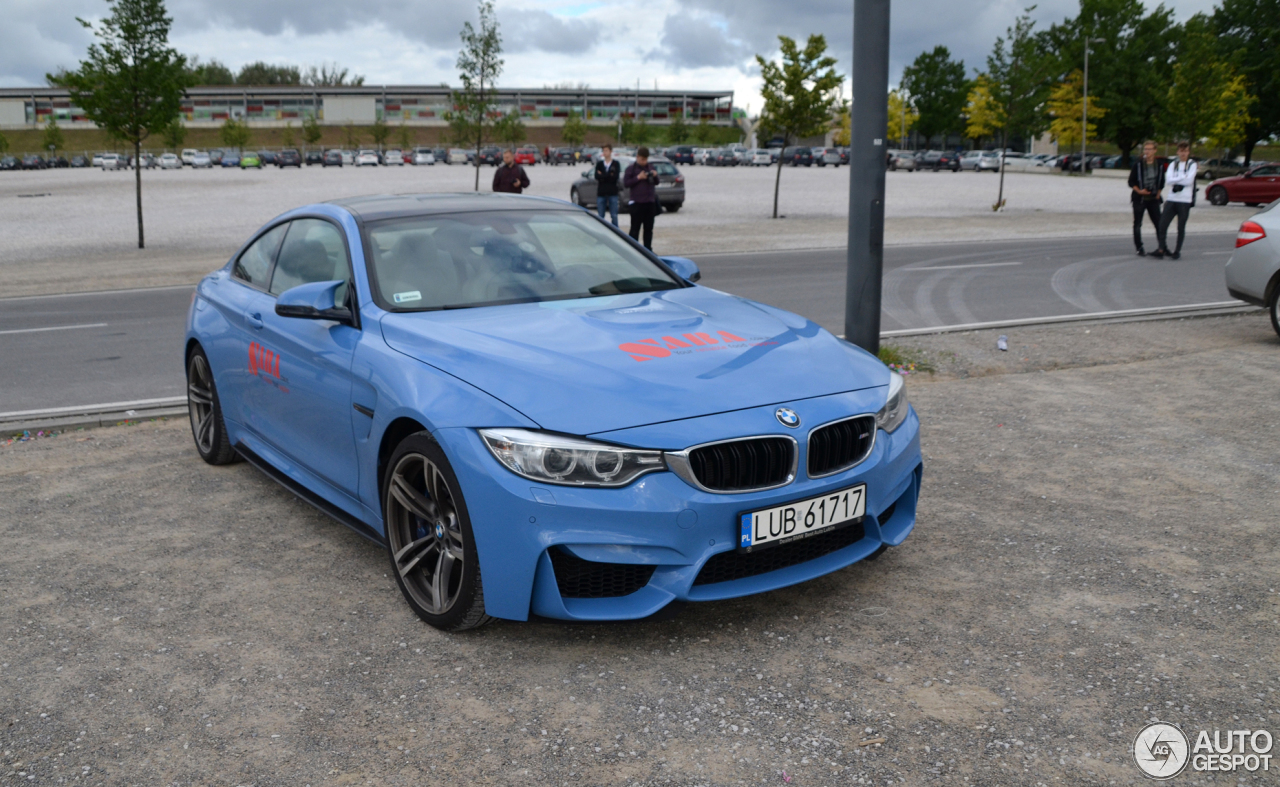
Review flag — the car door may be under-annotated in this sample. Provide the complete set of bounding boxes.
[578,168,598,204]
[249,217,362,496]
[1252,166,1280,202]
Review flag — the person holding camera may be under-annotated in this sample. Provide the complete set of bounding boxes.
[624,146,658,250]
[1154,141,1196,260]
[1128,140,1163,257]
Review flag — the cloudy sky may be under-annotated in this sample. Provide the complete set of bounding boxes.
[2,0,1218,114]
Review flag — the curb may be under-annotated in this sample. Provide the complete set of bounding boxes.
[877,301,1258,338]
[0,398,187,437]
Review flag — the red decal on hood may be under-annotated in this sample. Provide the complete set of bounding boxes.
[619,329,755,361]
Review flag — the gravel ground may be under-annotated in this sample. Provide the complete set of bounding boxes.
[1,164,1257,296]
[2,311,1277,786]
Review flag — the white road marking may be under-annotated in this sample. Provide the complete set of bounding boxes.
[907,261,1023,271]
[0,322,108,336]
[874,300,1249,337]
[0,396,186,420]
[1202,251,1233,256]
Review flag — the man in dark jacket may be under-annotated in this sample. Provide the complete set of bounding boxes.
[623,147,658,249]
[492,149,530,194]
[1128,140,1164,257]
[594,144,621,227]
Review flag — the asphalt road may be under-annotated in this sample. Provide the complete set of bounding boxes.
[0,233,1239,414]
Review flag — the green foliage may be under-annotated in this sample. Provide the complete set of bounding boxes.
[280,122,295,149]
[877,345,935,375]
[370,117,391,147]
[832,110,851,147]
[560,113,587,146]
[667,113,689,143]
[342,123,362,149]
[1047,70,1104,149]
[236,61,300,86]
[187,57,234,85]
[302,63,364,87]
[620,115,651,144]
[52,0,188,249]
[396,123,413,149]
[42,117,66,153]
[449,0,504,191]
[1165,16,1255,149]
[1213,0,1280,163]
[900,46,968,142]
[160,116,185,148]
[301,114,322,146]
[692,119,715,144]
[494,109,527,147]
[0,131,8,155]
[755,34,843,218]
[965,75,1005,143]
[887,90,918,145]
[219,117,251,149]
[985,9,1054,146]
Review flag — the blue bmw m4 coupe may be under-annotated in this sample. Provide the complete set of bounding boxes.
[184,193,922,630]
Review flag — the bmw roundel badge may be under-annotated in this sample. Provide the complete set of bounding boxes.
[775,407,801,428]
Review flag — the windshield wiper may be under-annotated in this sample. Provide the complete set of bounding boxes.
[588,278,677,295]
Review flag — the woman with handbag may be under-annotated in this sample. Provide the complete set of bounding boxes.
[1154,142,1197,260]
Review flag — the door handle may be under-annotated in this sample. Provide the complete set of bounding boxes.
[247,312,263,329]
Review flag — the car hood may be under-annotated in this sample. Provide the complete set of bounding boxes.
[379,287,888,436]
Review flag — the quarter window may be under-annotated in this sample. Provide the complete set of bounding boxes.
[232,223,288,287]
[269,219,353,302]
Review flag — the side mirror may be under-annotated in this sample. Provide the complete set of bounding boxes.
[661,256,701,283]
[275,280,353,324]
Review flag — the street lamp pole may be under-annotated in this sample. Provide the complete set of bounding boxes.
[1081,36,1097,175]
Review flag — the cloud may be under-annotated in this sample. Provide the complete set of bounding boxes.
[644,13,753,70]
[501,7,602,54]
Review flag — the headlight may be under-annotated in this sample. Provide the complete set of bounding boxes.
[479,428,665,487]
[875,371,909,433]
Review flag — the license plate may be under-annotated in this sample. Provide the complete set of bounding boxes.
[738,484,866,552]
[658,182,674,188]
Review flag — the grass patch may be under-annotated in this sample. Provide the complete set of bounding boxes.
[877,344,936,376]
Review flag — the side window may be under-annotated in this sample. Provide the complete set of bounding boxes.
[232,223,288,287]
[269,219,353,303]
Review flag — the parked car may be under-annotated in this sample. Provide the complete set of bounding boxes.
[340,150,355,166]
[277,149,302,168]
[100,153,126,171]
[748,149,773,166]
[354,150,379,167]
[1206,164,1280,207]
[838,147,850,165]
[570,155,685,213]
[159,152,182,169]
[182,193,920,630]
[448,148,469,165]
[514,146,539,165]
[323,150,343,167]
[693,148,713,165]
[91,153,105,167]
[20,154,46,170]
[257,150,277,166]
[665,146,695,165]
[814,148,842,167]
[961,150,1001,172]
[1224,200,1280,335]
[209,149,224,165]
[888,150,917,171]
[431,147,449,164]
[921,150,961,172]
[191,152,212,168]
[221,152,241,167]
[305,150,324,166]
[1199,158,1245,181]
[70,155,90,168]
[782,146,814,166]
[0,155,19,171]
[382,149,405,166]
[411,148,436,165]
[240,153,262,169]
[181,148,199,166]
[477,147,502,166]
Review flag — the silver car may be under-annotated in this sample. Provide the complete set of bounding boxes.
[1224,201,1280,335]
[569,156,685,213]
[888,150,917,171]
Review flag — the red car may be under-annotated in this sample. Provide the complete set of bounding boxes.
[1206,164,1280,206]
[513,146,539,166]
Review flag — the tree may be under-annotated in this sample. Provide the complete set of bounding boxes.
[832,111,851,146]
[1213,0,1280,164]
[370,117,391,150]
[561,113,586,146]
[280,122,295,149]
[42,117,66,155]
[187,57,233,85]
[396,123,413,150]
[494,109,527,148]
[667,113,689,143]
[1046,70,1105,150]
[986,9,1054,150]
[755,34,844,218]
[302,63,365,87]
[219,117,251,149]
[343,123,362,149]
[965,75,1005,146]
[449,0,503,191]
[692,119,715,144]
[1164,17,1256,150]
[160,116,185,149]
[0,131,8,155]
[621,115,651,144]
[236,61,300,86]
[900,46,968,145]
[301,113,322,148]
[887,89,918,147]
[52,0,188,249]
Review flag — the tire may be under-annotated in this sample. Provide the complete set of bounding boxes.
[1271,285,1280,338]
[570,187,582,206]
[382,433,492,632]
[186,346,238,465]
[1208,186,1229,206]
[666,203,682,213]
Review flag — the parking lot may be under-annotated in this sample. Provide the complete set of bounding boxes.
[3,311,1278,785]
[0,163,1256,297]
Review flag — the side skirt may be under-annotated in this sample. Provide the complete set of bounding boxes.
[235,442,385,546]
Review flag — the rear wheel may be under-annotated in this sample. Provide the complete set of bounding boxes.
[186,346,238,465]
[666,202,682,213]
[1208,186,1229,206]
[1270,285,1280,338]
[570,187,582,206]
[383,434,491,632]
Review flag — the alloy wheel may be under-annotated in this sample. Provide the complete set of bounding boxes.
[187,353,216,454]
[386,454,467,615]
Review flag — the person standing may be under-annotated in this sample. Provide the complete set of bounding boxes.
[1155,142,1197,259]
[492,149,530,194]
[594,144,621,227]
[624,147,659,249]
[1128,140,1164,257]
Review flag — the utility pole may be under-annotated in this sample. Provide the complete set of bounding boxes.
[844,0,890,353]
[1081,35,1097,176]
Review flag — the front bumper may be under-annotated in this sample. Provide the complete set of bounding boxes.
[435,390,923,622]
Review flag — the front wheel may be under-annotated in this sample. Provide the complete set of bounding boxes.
[1208,186,1229,206]
[383,434,492,632]
[1271,286,1280,338]
[187,346,238,465]
[570,187,582,206]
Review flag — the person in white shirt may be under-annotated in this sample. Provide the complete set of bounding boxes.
[1154,141,1197,260]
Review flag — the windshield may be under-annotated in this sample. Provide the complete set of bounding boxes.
[367,210,682,311]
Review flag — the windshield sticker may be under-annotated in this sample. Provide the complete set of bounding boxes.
[393,291,422,304]
[619,330,776,362]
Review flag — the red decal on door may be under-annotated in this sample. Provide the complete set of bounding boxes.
[249,342,281,379]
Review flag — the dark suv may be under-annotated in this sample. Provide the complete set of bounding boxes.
[666,146,695,165]
[305,150,323,166]
[782,146,813,166]
[478,147,502,166]
[323,150,343,167]
[922,150,961,171]
[277,149,302,168]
